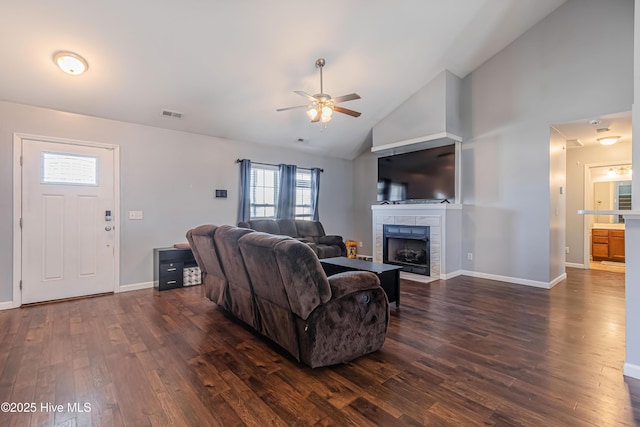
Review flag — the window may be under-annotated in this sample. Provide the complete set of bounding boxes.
[247,164,318,220]
[250,165,279,219]
[295,170,312,220]
[42,152,97,185]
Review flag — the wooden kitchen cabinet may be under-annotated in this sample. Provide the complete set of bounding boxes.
[609,230,625,262]
[591,228,625,262]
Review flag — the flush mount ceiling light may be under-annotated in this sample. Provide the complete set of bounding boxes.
[53,51,88,75]
[597,136,620,146]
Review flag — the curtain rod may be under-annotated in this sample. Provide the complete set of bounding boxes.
[236,159,323,173]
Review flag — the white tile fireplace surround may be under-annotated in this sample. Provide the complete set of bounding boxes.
[371,203,462,280]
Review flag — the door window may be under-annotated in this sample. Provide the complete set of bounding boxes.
[42,152,97,185]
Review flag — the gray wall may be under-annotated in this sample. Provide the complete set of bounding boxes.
[372,70,447,147]
[0,101,354,302]
[351,146,377,255]
[565,141,632,265]
[352,0,634,284]
[461,0,633,283]
[549,127,566,282]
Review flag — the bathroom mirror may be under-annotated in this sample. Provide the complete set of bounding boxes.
[593,179,632,224]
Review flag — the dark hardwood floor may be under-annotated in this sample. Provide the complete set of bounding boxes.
[1,268,639,426]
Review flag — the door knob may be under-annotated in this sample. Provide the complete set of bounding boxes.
[105,226,112,231]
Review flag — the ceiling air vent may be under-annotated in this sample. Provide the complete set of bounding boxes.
[161,109,183,119]
[566,139,583,148]
[596,127,610,133]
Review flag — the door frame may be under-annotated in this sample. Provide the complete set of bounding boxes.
[581,160,631,269]
[12,133,121,308]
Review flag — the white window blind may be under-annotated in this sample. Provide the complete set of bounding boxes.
[295,170,312,220]
[250,165,279,219]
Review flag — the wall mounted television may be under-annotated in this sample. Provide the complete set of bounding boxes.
[377,144,455,203]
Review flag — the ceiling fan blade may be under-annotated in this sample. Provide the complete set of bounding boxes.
[311,112,321,123]
[294,91,318,102]
[333,106,361,117]
[276,105,309,112]
[330,93,361,104]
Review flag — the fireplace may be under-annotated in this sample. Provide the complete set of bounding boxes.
[383,225,430,275]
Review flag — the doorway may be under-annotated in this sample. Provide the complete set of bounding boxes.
[13,134,120,305]
[555,111,632,272]
[582,162,631,271]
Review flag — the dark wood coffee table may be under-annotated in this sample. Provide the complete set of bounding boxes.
[320,257,402,308]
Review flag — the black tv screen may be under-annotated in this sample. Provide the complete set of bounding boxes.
[377,144,455,202]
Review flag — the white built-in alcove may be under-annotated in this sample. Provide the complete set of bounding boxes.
[370,69,464,281]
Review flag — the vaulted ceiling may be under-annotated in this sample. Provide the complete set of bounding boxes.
[0,0,566,159]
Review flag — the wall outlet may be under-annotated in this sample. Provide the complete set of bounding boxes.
[467,252,473,261]
[129,210,143,220]
[565,246,570,254]
[359,241,363,248]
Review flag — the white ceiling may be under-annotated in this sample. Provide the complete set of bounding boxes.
[553,111,633,148]
[0,0,567,159]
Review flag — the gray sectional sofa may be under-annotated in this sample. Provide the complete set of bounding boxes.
[186,224,389,368]
[237,219,346,258]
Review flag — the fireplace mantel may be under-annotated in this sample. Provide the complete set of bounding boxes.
[371,203,462,279]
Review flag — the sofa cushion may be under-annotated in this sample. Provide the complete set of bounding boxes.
[238,232,301,359]
[273,238,331,320]
[316,245,344,259]
[245,219,281,235]
[294,220,324,238]
[214,225,259,329]
[186,225,227,307]
[316,235,343,245]
[276,219,298,237]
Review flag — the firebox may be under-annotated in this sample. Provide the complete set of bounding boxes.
[383,225,430,275]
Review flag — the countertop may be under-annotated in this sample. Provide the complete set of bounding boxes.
[592,223,625,230]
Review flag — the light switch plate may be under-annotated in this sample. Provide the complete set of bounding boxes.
[129,210,143,220]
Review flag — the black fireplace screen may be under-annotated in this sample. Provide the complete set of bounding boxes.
[383,225,430,275]
[388,238,428,265]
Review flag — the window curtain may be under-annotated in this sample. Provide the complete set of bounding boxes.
[238,159,251,223]
[310,167,321,221]
[276,164,297,220]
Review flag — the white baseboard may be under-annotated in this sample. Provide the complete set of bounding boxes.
[624,362,640,379]
[117,281,154,293]
[0,282,154,308]
[565,262,586,269]
[460,270,563,289]
[0,300,17,311]
[549,273,567,288]
[400,272,437,284]
[440,270,463,280]
[398,270,462,283]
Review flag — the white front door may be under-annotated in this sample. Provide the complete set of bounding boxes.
[21,138,116,304]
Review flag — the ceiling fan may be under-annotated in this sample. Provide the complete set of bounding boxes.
[277,58,361,123]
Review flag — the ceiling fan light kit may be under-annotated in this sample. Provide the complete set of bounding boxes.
[277,58,361,123]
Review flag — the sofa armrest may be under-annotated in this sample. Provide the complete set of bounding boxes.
[300,271,389,367]
[328,271,381,300]
[317,235,343,245]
